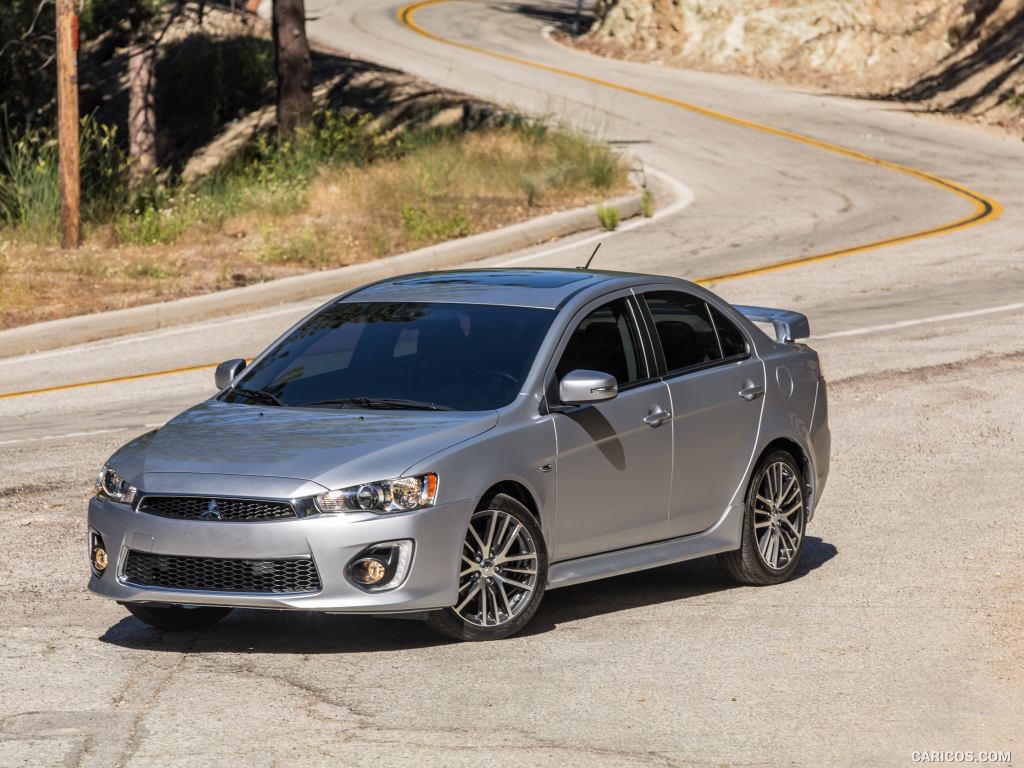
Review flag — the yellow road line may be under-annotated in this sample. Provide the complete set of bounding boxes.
[0,362,218,400]
[399,0,1002,286]
[0,1,1004,401]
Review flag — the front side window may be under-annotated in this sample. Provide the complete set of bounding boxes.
[644,291,722,373]
[556,298,645,385]
[225,302,554,411]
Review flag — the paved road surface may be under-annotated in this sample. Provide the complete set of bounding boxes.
[1,2,1022,765]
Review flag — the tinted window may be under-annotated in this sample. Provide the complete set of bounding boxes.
[556,298,644,385]
[645,291,722,372]
[709,305,748,358]
[228,302,553,411]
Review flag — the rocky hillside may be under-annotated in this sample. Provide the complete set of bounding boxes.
[579,0,1024,135]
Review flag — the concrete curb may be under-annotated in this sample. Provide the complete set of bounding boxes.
[0,192,641,358]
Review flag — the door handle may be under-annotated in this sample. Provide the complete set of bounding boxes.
[738,380,765,401]
[644,405,671,427]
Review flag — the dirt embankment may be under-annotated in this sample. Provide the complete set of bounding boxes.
[0,7,629,330]
[574,0,1024,136]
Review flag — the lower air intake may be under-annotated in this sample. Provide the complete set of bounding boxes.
[123,551,321,594]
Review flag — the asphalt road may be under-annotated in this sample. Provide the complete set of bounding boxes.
[2,1,1023,765]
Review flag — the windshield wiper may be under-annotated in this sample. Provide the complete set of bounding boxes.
[231,387,286,407]
[302,396,452,411]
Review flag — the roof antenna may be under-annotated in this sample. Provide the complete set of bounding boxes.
[580,242,602,270]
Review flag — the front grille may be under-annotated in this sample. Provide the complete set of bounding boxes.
[123,551,321,594]
[138,496,296,521]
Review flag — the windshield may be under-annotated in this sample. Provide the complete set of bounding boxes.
[224,301,555,411]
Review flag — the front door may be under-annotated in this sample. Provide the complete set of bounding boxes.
[551,297,673,561]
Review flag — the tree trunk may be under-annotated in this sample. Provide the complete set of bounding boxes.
[127,34,157,186]
[272,0,312,140]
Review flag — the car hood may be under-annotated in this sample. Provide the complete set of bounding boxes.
[109,399,498,493]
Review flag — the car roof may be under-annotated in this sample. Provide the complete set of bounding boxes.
[341,268,668,310]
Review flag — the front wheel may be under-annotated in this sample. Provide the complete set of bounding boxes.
[124,603,233,631]
[718,450,807,586]
[426,493,547,641]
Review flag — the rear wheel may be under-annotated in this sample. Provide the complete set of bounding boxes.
[719,450,807,586]
[124,603,232,631]
[426,493,547,641]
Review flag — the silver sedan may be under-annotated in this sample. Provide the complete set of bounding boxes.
[88,268,830,640]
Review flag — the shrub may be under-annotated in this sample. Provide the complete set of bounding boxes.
[641,189,654,217]
[0,115,129,242]
[597,204,620,231]
[80,119,130,222]
[0,124,60,241]
[520,174,548,207]
[115,199,195,245]
[550,131,622,190]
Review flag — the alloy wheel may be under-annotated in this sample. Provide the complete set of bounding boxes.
[455,508,539,627]
[752,460,805,570]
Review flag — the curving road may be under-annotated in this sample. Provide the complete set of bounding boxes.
[1,2,1022,765]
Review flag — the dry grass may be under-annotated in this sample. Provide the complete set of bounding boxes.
[0,126,628,329]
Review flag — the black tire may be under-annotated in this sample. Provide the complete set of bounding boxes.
[718,449,807,586]
[426,493,548,641]
[124,603,233,631]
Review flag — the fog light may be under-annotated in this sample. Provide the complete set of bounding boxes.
[89,531,108,577]
[345,540,413,592]
[351,557,388,585]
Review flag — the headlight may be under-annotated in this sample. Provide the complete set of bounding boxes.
[95,465,137,505]
[315,473,438,514]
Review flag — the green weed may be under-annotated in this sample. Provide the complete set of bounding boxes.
[399,205,471,243]
[257,224,329,266]
[0,116,129,243]
[641,189,654,217]
[597,204,620,231]
[125,258,177,280]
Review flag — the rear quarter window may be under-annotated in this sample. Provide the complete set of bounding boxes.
[709,305,749,358]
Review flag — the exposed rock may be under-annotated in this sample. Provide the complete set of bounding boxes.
[580,0,1024,135]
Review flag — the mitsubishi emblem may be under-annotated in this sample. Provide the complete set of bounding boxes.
[201,499,221,519]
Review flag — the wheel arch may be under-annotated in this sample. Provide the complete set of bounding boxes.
[476,480,542,522]
[753,437,815,509]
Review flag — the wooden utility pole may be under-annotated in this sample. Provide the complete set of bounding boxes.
[56,0,80,249]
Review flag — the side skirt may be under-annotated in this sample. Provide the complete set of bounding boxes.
[546,503,744,590]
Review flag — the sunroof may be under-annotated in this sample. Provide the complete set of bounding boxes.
[390,270,594,289]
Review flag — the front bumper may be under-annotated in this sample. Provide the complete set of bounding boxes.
[87,495,474,613]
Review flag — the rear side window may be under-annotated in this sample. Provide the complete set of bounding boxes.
[556,298,645,385]
[644,291,721,372]
[709,305,749,358]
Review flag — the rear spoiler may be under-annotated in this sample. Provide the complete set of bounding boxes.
[735,305,810,343]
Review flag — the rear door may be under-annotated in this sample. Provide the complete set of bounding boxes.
[639,290,765,537]
[550,294,674,561]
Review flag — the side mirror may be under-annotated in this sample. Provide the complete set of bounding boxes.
[559,369,618,405]
[215,358,247,390]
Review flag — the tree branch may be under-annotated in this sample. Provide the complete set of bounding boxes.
[0,0,54,61]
